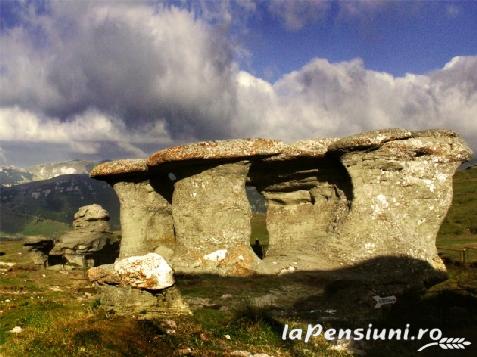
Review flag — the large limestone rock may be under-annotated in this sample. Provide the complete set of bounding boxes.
[147,138,284,165]
[73,204,110,231]
[50,204,119,267]
[114,253,174,290]
[88,253,174,290]
[251,157,351,271]
[322,129,472,275]
[113,180,174,258]
[169,161,259,275]
[89,128,473,284]
[91,159,175,259]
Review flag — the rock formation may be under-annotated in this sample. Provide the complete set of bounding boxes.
[90,129,473,285]
[88,253,189,317]
[49,204,119,267]
[23,236,55,266]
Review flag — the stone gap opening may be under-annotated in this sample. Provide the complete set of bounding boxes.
[246,185,269,259]
[247,157,354,258]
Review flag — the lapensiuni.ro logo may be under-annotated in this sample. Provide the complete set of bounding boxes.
[282,323,471,352]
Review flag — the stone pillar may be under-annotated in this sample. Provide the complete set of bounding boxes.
[113,181,174,258]
[171,161,259,275]
[325,132,472,275]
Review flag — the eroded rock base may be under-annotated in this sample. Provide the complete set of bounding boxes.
[98,286,191,319]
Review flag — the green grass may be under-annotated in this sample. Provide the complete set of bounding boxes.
[21,219,70,238]
[437,167,477,263]
[0,167,476,356]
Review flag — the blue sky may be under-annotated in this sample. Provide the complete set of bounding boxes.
[0,0,476,166]
[241,1,477,80]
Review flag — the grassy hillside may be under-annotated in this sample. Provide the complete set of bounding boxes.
[437,167,477,263]
[0,167,476,356]
[0,174,119,235]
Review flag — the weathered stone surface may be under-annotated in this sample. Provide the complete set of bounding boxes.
[251,158,352,272]
[88,128,473,285]
[147,138,284,165]
[113,253,174,290]
[50,204,119,267]
[329,128,413,152]
[74,204,109,221]
[89,253,174,290]
[170,161,260,275]
[90,159,148,177]
[98,285,190,318]
[320,130,472,273]
[265,137,338,161]
[113,180,174,258]
[23,235,55,266]
[87,264,120,285]
[72,204,110,231]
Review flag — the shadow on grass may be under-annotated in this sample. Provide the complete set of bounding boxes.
[175,256,477,356]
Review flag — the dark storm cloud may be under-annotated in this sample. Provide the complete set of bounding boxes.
[0,1,476,166]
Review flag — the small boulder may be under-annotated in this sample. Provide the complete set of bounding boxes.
[50,204,119,268]
[114,253,174,290]
[90,253,175,290]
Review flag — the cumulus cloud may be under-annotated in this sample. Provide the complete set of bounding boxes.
[234,56,477,149]
[0,0,476,166]
[0,1,237,141]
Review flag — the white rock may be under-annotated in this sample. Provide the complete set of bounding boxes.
[9,326,23,334]
[113,253,174,290]
[203,249,228,262]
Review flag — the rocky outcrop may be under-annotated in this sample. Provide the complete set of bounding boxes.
[90,129,473,284]
[50,204,119,267]
[324,129,471,273]
[23,236,55,266]
[88,253,189,318]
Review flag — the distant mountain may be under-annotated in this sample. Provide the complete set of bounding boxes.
[0,159,266,236]
[0,174,119,235]
[0,166,33,186]
[28,160,96,181]
[0,160,96,187]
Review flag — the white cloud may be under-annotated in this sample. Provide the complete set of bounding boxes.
[267,0,331,31]
[0,1,237,141]
[233,56,477,150]
[0,1,475,166]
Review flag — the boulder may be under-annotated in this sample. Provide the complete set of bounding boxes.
[113,253,174,290]
[50,204,119,267]
[89,253,174,290]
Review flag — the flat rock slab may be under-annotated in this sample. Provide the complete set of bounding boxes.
[147,138,284,165]
[90,159,148,177]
